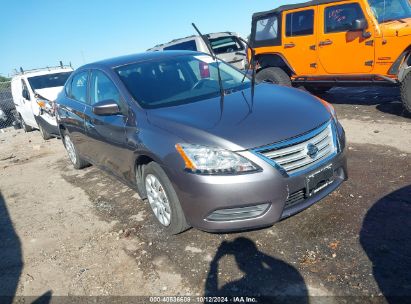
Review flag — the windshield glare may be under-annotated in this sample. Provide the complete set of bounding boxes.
[368,0,411,22]
[116,54,251,109]
[28,72,72,90]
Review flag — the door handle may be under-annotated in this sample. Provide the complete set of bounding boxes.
[284,43,296,48]
[319,40,333,46]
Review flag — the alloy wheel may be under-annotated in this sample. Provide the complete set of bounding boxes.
[145,174,171,226]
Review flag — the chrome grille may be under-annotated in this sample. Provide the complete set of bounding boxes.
[256,123,337,175]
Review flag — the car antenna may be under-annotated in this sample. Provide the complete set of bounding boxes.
[238,37,256,102]
[191,23,225,102]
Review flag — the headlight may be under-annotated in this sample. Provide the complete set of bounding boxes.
[175,144,259,175]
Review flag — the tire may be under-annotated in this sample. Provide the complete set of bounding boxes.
[20,115,33,132]
[256,67,291,86]
[400,72,411,113]
[304,86,333,95]
[38,123,53,140]
[63,131,89,169]
[143,162,190,235]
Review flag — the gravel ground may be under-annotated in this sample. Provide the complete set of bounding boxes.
[0,87,410,303]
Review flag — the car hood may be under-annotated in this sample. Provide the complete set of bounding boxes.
[147,84,331,151]
[35,86,64,101]
[381,18,411,36]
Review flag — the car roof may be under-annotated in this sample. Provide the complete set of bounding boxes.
[12,67,73,80]
[79,50,203,70]
[252,0,343,19]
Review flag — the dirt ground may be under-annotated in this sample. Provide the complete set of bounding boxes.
[0,87,410,303]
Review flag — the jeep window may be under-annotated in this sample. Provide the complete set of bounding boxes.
[286,10,314,36]
[116,54,251,109]
[27,72,72,90]
[163,40,197,51]
[325,3,366,33]
[209,36,244,54]
[255,15,279,41]
[368,0,411,23]
[70,71,88,103]
[90,70,121,105]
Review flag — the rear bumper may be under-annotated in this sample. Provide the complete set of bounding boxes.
[171,148,347,233]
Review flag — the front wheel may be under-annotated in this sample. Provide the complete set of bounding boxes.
[20,115,33,132]
[400,72,411,113]
[143,162,189,235]
[256,67,291,86]
[63,132,89,169]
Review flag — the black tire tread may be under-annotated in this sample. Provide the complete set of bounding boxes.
[400,72,411,113]
[256,67,291,86]
[143,162,190,235]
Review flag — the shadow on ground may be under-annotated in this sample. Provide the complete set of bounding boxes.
[205,237,308,303]
[0,191,22,303]
[360,185,411,303]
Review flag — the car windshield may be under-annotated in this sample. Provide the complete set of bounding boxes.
[368,0,411,22]
[116,54,251,109]
[28,72,72,90]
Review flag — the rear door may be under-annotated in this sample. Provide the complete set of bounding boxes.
[282,7,318,75]
[209,36,246,69]
[83,69,129,177]
[318,1,375,74]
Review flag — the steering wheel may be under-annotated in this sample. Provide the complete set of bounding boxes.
[191,79,213,90]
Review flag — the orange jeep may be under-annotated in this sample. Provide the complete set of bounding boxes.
[249,0,411,112]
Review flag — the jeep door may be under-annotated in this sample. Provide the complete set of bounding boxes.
[83,69,130,178]
[282,7,318,75]
[318,1,375,74]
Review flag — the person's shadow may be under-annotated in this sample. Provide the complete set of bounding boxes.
[360,185,411,303]
[205,237,308,303]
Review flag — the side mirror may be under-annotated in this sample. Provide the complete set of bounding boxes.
[352,19,367,31]
[92,99,121,116]
[22,89,30,100]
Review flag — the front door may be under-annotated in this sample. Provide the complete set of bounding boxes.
[318,1,375,74]
[83,69,129,177]
[282,7,318,75]
[20,79,36,127]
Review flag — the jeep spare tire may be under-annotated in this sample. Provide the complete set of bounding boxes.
[400,72,411,113]
[256,67,291,86]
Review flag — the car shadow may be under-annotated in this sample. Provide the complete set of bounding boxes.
[319,87,411,119]
[204,237,308,303]
[0,192,22,303]
[360,185,411,303]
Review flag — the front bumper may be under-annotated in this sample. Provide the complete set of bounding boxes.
[171,147,347,233]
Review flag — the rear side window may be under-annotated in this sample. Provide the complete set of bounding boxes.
[286,10,314,36]
[70,71,88,103]
[90,70,121,105]
[164,40,197,51]
[209,36,244,54]
[255,15,279,41]
[325,3,365,33]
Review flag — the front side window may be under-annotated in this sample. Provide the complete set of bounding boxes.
[325,3,366,33]
[28,72,72,90]
[286,10,314,36]
[209,36,244,54]
[70,71,88,103]
[116,54,251,109]
[164,40,197,51]
[90,70,120,105]
[255,15,279,41]
[368,0,411,23]
[21,80,30,99]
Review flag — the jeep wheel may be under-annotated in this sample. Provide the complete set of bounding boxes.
[400,72,411,113]
[143,162,190,235]
[304,86,333,95]
[256,67,291,86]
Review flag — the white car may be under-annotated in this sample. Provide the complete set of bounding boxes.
[147,32,247,70]
[11,65,73,139]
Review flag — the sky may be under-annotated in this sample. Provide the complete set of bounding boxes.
[0,0,301,76]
